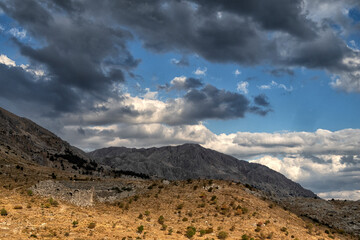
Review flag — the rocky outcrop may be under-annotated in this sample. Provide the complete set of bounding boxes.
[89,144,317,198]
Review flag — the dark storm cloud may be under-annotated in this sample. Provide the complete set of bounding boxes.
[178,85,270,122]
[194,0,317,39]
[0,0,139,113]
[67,0,358,72]
[0,64,80,113]
[254,94,270,107]
[1,0,358,123]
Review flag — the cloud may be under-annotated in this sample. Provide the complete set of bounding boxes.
[194,67,207,76]
[62,84,270,127]
[170,76,203,90]
[266,68,294,77]
[0,54,16,67]
[234,69,241,76]
[9,27,26,39]
[170,56,189,66]
[52,113,360,199]
[258,80,293,92]
[158,76,203,91]
[254,94,270,107]
[0,0,140,115]
[318,190,360,200]
[236,81,249,94]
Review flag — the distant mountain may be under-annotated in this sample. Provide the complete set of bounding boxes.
[0,107,99,175]
[89,144,317,198]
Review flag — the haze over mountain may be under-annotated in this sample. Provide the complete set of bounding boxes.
[89,144,317,198]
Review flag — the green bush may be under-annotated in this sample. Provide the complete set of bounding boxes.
[185,226,196,238]
[158,215,165,224]
[137,225,144,233]
[72,220,78,227]
[27,189,33,196]
[217,231,228,239]
[1,208,8,216]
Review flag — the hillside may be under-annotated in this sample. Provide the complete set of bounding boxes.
[0,178,352,240]
[0,107,102,178]
[89,144,317,198]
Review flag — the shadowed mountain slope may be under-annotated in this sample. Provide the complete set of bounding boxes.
[0,107,99,175]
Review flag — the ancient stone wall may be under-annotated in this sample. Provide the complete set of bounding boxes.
[31,180,138,206]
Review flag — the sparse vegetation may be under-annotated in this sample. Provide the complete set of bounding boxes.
[1,208,8,216]
[185,226,196,238]
[217,231,228,239]
[158,215,165,224]
[137,225,144,233]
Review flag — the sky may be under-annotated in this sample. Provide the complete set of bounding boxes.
[0,0,360,200]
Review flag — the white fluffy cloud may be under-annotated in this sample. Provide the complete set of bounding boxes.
[193,67,207,76]
[0,54,16,67]
[258,80,293,92]
[237,81,249,94]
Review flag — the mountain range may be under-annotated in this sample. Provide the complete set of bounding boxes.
[0,106,315,198]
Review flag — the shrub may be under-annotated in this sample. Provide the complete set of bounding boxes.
[158,215,165,224]
[185,226,196,239]
[137,225,144,233]
[138,213,143,219]
[211,195,217,201]
[241,234,249,240]
[161,224,167,231]
[217,231,228,239]
[27,190,33,196]
[49,198,59,207]
[199,229,206,236]
[1,208,7,216]
[182,217,188,222]
[88,222,96,229]
[280,227,287,232]
[144,210,150,216]
[72,220,78,227]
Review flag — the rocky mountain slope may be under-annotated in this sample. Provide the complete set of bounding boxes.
[89,144,317,198]
[0,107,100,176]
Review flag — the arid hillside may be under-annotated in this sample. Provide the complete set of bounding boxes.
[0,168,355,240]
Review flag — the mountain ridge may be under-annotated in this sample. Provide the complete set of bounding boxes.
[89,143,317,198]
